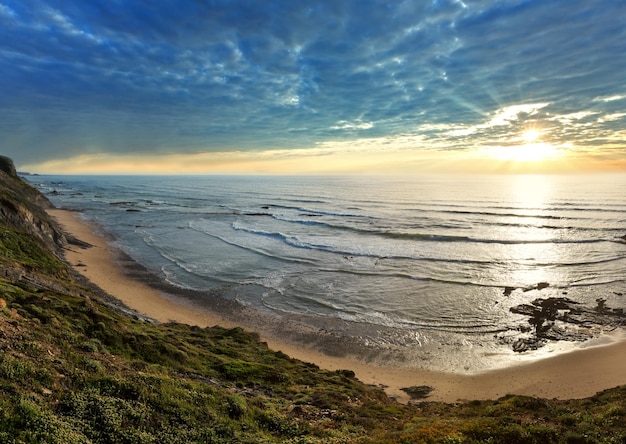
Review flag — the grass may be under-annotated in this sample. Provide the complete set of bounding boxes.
[0,225,69,276]
[1,168,625,442]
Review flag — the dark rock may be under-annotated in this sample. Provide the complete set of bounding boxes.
[536,282,550,290]
[508,296,626,352]
[66,235,92,248]
[512,337,545,353]
[503,286,516,296]
[400,385,434,399]
[541,325,589,342]
[536,297,578,317]
[523,282,550,292]
[4,267,25,281]
[510,303,539,317]
[0,155,17,176]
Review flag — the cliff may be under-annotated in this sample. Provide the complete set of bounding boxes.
[0,156,65,250]
[0,157,81,294]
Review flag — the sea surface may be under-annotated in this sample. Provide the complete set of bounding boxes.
[33,174,626,373]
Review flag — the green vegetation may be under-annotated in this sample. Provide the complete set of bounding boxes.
[1,163,625,442]
[0,226,69,276]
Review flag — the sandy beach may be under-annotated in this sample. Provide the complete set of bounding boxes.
[48,208,626,404]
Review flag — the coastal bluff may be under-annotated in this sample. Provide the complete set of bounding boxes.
[1,156,625,442]
[0,155,65,251]
[0,155,17,176]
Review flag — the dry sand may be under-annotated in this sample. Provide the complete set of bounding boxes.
[48,208,626,404]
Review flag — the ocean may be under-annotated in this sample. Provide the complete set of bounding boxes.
[33,174,626,373]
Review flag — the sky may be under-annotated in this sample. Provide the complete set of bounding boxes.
[1,0,626,175]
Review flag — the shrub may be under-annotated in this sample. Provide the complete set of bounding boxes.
[0,355,33,380]
[226,394,247,419]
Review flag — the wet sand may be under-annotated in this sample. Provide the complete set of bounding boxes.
[48,208,626,404]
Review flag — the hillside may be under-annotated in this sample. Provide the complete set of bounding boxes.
[1,156,625,443]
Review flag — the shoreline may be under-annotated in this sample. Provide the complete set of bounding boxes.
[48,208,626,404]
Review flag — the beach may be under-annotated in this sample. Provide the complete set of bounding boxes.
[48,208,626,404]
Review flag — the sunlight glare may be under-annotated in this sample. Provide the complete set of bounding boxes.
[483,141,560,163]
[522,129,540,143]
[495,175,567,286]
[481,124,562,164]
[513,142,557,162]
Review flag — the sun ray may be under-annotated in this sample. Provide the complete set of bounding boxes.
[522,128,540,143]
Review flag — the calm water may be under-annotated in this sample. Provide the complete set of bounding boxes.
[34,174,626,372]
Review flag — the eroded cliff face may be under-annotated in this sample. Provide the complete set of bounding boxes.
[0,156,76,292]
[0,156,66,251]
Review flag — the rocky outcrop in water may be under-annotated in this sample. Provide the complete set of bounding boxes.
[502,282,550,296]
[503,286,626,353]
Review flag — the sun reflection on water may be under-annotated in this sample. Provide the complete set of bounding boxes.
[509,174,552,210]
[494,175,567,288]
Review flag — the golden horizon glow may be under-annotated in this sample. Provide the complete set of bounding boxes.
[479,139,563,164]
[20,141,626,176]
[11,102,626,176]
[17,113,626,176]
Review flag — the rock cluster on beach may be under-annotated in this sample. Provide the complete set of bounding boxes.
[500,283,626,353]
[400,385,434,400]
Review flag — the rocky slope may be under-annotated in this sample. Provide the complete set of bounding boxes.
[0,156,64,249]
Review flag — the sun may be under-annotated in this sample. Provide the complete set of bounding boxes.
[522,128,540,143]
[512,127,558,162]
[480,125,562,165]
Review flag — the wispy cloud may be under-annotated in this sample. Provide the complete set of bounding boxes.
[1,0,625,172]
[0,3,16,18]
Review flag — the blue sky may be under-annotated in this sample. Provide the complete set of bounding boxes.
[1,0,625,173]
